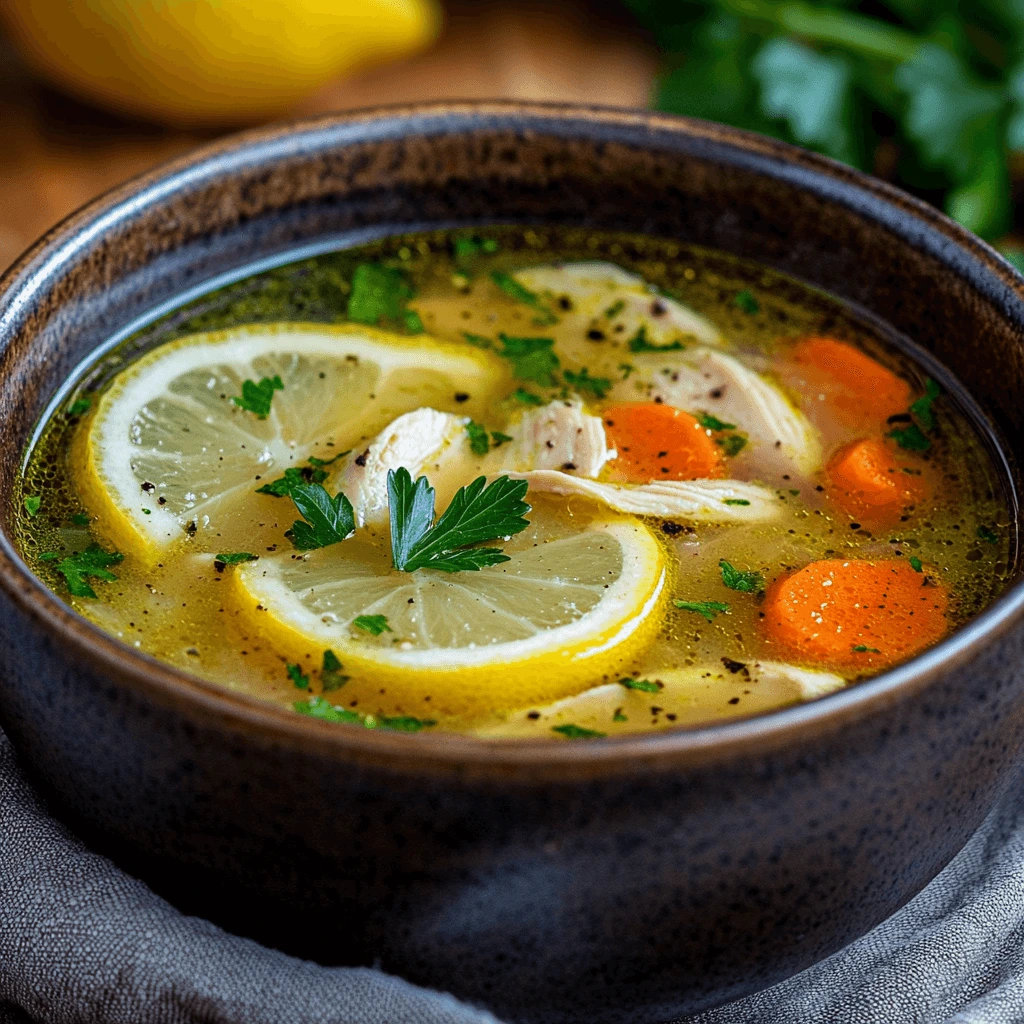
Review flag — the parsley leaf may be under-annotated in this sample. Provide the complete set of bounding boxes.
[347,262,423,332]
[353,614,392,635]
[46,543,123,599]
[511,387,544,406]
[454,236,499,266]
[716,434,748,457]
[388,468,530,573]
[618,677,661,693]
[909,555,924,572]
[463,332,493,349]
[232,375,283,419]
[605,299,626,318]
[719,559,763,593]
[723,498,751,506]
[256,465,328,497]
[294,696,362,723]
[491,271,558,324]
[294,696,436,731]
[67,397,91,418]
[23,495,40,517]
[910,378,942,431]
[698,413,736,431]
[552,724,606,739]
[71,513,90,527]
[307,450,349,468]
[321,649,349,691]
[735,289,760,314]
[465,420,491,455]
[977,525,998,544]
[286,483,355,551]
[490,431,513,447]
[852,644,881,654]
[563,367,611,399]
[888,423,931,453]
[628,325,685,353]
[214,552,258,571]
[674,599,730,622]
[497,333,560,386]
[287,663,310,690]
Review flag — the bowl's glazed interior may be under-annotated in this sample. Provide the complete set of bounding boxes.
[1,104,1024,1024]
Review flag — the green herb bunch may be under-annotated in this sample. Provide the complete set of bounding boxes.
[626,0,1024,255]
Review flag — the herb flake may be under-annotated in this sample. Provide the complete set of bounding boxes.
[45,543,123,599]
[563,367,611,399]
[552,724,606,739]
[674,599,730,622]
[287,663,310,690]
[23,496,40,517]
[347,262,422,332]
[628,325,685,353]
[465,420,491,455]
[719,559,764,593]
[353,614,392,636]
[321,649,349,691]
[618,677,661,693]
[232,375,283,419]
[497,333,560,387]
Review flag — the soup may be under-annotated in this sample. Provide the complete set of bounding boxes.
[15,227,1014,739]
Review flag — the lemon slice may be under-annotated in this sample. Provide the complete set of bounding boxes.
[79,323,506,558]
[233,517,668,718]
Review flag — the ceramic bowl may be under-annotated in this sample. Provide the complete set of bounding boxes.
[0,103,1022,1024]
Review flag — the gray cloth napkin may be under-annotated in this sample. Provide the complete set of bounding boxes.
[1,725,1022,1024]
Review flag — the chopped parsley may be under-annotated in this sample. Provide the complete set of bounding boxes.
[511,387,545,406]
[490,271,558,324]
[232,375,283,419]
[604,299,626,318]
[307,450,349,468]
[563,367,611,399]
[613,711,628,723]
[285,483,355,551]
[497,333,560,387]
[41,543,123,599]
[698,413,736,431]
[256,464,327,497]
[628,325,685,353]
[454,236,499,266]
[294,696,362,723]
[716,434,748,457]
[852,644,881,654]
[294,697,436,732]
[353,614,392,635]
[674,599,730,622]
[463,332,493,349]
[71,513,90,527]
[552,724,606,739]
[67,397,91,418]
[723,498,751,506]
[388,467,530,573]
[490,431,513,447]
[977,524,999,544]
[320,649,349,691]
[888,423,931,453]
[735,289,760,314]
[618,362,635,379]
[347,262,423,332]
[465,420,491,455]
[909,555,923,572]
[909,378,942,431]
[719,559,763,593]
[618,677,661,693]
[213,552,258,571]
[287,663,310,690]
[23,496,40,517]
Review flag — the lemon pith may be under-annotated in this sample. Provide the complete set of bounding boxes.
[79,323,507,560]
[233,519,669,719]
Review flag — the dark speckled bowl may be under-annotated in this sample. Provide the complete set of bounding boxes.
[1,103,1023,1024]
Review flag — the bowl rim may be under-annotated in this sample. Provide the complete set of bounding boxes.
[2,99,1023,776]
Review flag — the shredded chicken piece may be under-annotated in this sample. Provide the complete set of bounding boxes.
[614,347,822,476]
[751,660,846,699]
[336,408,465,526]
[505,470,779,522]
[513,261,723,348]
[499,399,614,478]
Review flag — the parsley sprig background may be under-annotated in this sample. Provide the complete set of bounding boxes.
[625,0,1024,264]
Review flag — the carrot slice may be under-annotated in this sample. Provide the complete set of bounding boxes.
[826,437,927,526]
[761,558,948,673]
[603,403,725,483]
[789,337,911,430]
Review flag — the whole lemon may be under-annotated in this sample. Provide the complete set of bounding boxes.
[1,0,441,126]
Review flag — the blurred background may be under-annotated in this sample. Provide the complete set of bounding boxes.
[3,0,1024,273]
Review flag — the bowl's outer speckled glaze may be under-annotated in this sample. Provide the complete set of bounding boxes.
[1,104,1023,1024]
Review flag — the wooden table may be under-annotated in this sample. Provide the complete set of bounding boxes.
[0,1,656,272]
